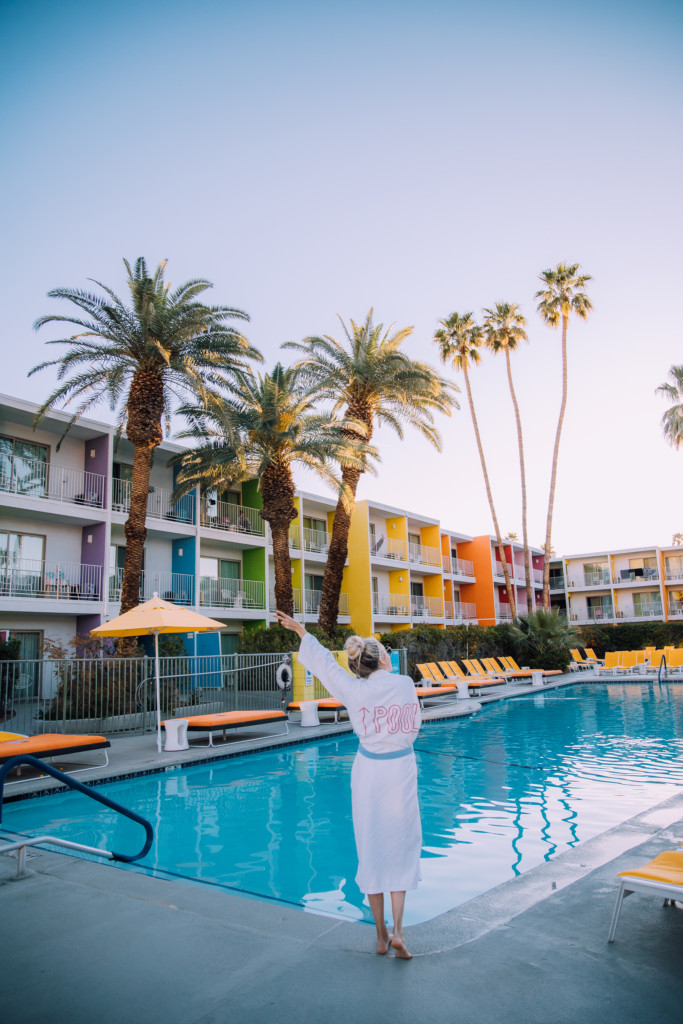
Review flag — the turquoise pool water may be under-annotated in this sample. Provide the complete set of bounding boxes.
[4,682,683,925]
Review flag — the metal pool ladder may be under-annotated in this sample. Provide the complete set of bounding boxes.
[0,755,154,878]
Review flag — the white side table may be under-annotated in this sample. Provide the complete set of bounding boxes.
[299,701,320,727]
[530,670,544,689]
[164,719,189,751]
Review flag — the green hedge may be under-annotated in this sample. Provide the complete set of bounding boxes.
[238,623,356,654]
[576,623,683,657]
[376,624,520,679]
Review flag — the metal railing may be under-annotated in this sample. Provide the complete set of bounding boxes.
[549,575,565,591]
[569,606,615,623]
[269,588,302,613]
[0,558,102,600]
[199,577,265,610]
[0,457,106,508]
[289,525,301,549]
[665,560,683,581]
[200,499,264,536]
[668,600,683,618]
[108,569,194,605]
[613,570,659,584]
[373,593,410,616]
[615,603,664,620]
[112,479,195,523]
[369,535,408,562]
[444,600,477,621]
[495,604,514,621]
[302,589,349,615]
[410,595,444,618]
[302,527,330,554]
[408,542,441,567]
[452,557,474,577]
[0,652,292,734]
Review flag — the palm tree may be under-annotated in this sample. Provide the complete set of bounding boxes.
[483,302,532,612]
[434,312,516,617]
[285,310,458,635]
[30,257,260,648]
[173,364,375,617]
[656,365,683,449]
[535,263,592,611]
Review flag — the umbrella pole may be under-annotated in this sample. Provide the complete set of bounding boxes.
[154,630,162,753]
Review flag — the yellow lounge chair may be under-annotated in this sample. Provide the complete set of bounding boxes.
[584,648,604,665]
[608,848,683,942]
[569,649,594,671]
[462,659,488,678]
[501,656,563,678]
[615,651,638,674]
[600,652,620,673]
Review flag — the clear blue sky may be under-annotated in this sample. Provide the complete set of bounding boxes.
[1,0,682,555]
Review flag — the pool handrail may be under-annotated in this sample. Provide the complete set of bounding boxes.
[0,755,153,870]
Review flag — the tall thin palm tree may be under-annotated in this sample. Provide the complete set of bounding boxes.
[535,263,592,610]
[483,301,532,612]
[285,310,458,635]
[30,257,260,647]
[434,311,516,617]
[656,365,683,449]
[173,364,375,616]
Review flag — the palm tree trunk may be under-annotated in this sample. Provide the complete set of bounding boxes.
[260,459,297,617]
[463,367,517,618]
[119,369,164,655]
[543,312,568,611]
[505,351,532,613]
[318,464,361,636]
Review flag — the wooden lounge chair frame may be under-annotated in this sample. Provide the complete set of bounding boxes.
[167,710,289,746]
[0,733,110,783]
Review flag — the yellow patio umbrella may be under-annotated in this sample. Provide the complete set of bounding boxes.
[91,594,225,753]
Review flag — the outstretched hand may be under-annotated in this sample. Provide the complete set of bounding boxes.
[275,610,307,639]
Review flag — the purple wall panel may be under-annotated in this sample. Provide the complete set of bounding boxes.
[82,434,110,506]
[80,521,107,599]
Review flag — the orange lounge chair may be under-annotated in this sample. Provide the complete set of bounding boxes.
[166,710,289,746]
[415,684,458,706]
[0,733,110,782]
[288,700,346,723]
[417,663,452,685]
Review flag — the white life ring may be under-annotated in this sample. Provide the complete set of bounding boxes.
[276,663,292,690]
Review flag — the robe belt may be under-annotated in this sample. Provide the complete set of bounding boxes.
[357,744,412,760]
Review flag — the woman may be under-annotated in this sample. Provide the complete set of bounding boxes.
[275,610,422,959]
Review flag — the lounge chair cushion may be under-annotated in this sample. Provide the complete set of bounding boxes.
[171,711,286,732]
[0,734,110,763]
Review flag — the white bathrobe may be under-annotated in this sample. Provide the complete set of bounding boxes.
[298,632,422,894]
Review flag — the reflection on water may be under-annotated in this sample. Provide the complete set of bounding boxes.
[4,683,683,925]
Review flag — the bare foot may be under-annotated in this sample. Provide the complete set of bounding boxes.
[391,934,412,959]
[376,929,390,955]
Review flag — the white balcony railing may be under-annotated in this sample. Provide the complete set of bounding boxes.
[495,604,514,621]
[532,568,544,585]
[289,525,301,549]
[549,575,565,591]
[109,568,194,605]
[408,542,441,568]
[665,559,683,581]
[668,600,683,619]
[1,456,106,508]
[569,606,615,623]
[373,593,410,617]
[199,577,265,610]
[444,600,477,622]
[1,558,102,600]
[302,589,349,616]
[616,603,663,620]
[452,557,474,578]
[269,588,302,613]
[302,527,330,554]
[369,535,408,562]
[410,595,444,618]
[199,498,263,535]
[112,479,196,524]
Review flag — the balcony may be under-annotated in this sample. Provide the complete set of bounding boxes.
[200,498,263,536]
[289,526,301,550]
[411,595,444,619]
[199,577,265,610]
[665,561,683,582]
[303,527,330,555]
[615,602,664,621]
[112,479,195,524]
[1,457,106,508]
[407,542,441,568]
[495,604,514,621]
[569,606,615,624]
[444,600,477,622]
[668,600,683,619]
[373,593,410,617]
[567,571,611,588]
[369,535,408,562]
[301,589,349,616]
[109,568,194,605]
[269,588,302,613]
[549,575,565,591]
[451,556,474,578]
[0,558,102,600]
[613,569,659,585]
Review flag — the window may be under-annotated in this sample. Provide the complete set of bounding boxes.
[8,630,42,698]
[305,574,323,613]
[0,435,48,496]
[112,462,134,482]
[409,533,420,547]
[0,531,45,568]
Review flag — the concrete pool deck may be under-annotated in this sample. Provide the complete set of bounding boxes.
[1,674,682,1022]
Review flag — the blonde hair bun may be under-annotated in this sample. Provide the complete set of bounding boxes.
[345,635,365,660]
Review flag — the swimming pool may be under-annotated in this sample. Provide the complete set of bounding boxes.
[4,682,683,926]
